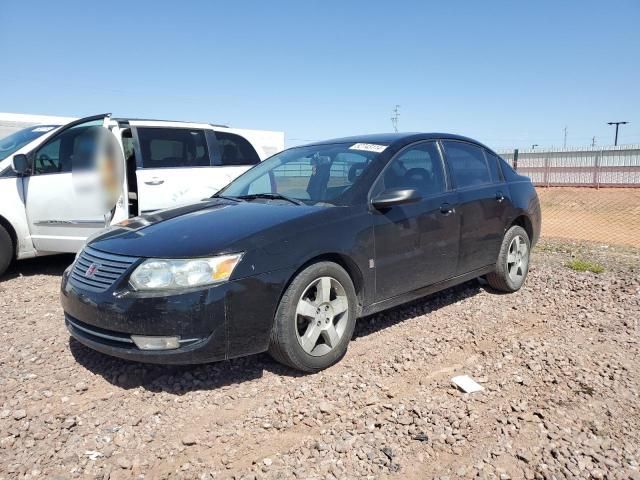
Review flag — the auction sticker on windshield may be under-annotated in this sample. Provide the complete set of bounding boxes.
[349,143,387,153]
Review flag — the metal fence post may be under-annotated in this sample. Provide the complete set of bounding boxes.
[593,149,601,189]
[544,156,550,187]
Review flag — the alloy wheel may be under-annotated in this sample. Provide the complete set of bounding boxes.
[295,276,349,357]
[507,235,529,282]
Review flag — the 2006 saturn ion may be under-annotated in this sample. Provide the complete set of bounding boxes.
[62,133,541,372]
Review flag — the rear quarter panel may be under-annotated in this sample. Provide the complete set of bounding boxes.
[507,179,541,246]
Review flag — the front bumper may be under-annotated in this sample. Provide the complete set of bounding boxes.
[61,264,293,364]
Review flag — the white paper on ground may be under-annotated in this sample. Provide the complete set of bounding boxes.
[451,375,484,393]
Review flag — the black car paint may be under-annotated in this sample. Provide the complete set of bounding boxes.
[61,133,541,364]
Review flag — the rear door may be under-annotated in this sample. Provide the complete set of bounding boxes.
[441,140,509,274]
[133,125,263,213]
[372,141,460,301]
[133,124,219,213]
[23,115,121,253]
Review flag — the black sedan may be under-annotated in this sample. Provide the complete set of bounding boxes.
[61,133,541,372]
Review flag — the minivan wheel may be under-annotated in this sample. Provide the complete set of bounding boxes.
[486,225,531,293]
[268,262,357,372]
[0,225,13,277]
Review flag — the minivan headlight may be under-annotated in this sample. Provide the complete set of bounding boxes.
[129,253,243,291]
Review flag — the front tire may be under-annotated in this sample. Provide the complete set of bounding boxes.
[486,225,531,292]
[0,225,13,277]
[268,262,357,372]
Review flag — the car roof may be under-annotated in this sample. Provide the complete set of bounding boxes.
[112,117,228,128]
[303,132,490,149]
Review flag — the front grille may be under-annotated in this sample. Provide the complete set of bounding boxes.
[70,246,138,292]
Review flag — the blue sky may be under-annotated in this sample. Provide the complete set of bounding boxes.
[1,0,638,149]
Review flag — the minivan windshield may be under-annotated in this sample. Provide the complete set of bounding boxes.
[0,125,60,161]
[218,142,386,205]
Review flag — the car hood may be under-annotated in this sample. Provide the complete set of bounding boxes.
[89,199,320,258]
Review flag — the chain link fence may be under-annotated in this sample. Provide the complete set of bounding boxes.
[497,145,640,248]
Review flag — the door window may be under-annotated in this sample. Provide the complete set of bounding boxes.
[215,131,260,166]
[137,128,210,168]
[442,140,491,188]
[32,120,104,175]
[376,141,446,196]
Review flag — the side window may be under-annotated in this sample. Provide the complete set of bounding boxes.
[32,120,104,175]
[377,141,446,196]
[484,150,504,183]
[215,131,260,166]
[137,128,210,168]
[442,141,491,188]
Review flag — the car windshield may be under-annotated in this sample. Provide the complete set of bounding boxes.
[219,142,386,205]
[0,125,59,161]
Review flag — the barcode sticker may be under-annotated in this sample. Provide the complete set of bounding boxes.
[349,143,387,153]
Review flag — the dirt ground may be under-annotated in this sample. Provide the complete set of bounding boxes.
[537,187,640,247]
[0,243,639,480]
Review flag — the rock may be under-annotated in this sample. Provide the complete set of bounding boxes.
[181,434,198,446]
[13,409,27,420]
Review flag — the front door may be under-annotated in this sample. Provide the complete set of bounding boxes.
[23,115,122,253]
[372,141,460,301]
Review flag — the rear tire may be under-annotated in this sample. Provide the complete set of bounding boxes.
[0,225,13,277]
[269,262,357,373]
[486,225,530,293]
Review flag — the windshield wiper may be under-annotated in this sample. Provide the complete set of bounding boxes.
[211,194,245,202]
[238,193,305,206]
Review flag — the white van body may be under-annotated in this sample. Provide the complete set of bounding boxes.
[0,114,284,267]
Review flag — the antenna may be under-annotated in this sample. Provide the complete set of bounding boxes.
[391,105,400,133]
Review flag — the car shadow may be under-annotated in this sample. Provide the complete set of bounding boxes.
[2,254,75,281]
[70,278,488,395]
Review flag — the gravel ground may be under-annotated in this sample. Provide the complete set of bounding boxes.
[1,242,639,480]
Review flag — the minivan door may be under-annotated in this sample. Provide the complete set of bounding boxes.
[22,114,123,253]
[133,125,222,213]
[133,125,261,214]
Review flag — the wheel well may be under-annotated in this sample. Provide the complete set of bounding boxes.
[289,253,365,314]
[0,215,17,258]
[510,215,533,241]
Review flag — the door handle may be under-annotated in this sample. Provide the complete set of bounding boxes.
[440,203,455,215]
[144,179,165,186]
[495,192,505,203]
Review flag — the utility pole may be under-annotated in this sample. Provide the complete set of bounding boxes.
[591,136,596,147]
[607,121,628,146]
[531,144,539,150]
[563,126,568,148]
[391,105,400,133]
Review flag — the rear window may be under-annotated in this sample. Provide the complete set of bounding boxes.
[215,131,260,166]
[137,128,210,168]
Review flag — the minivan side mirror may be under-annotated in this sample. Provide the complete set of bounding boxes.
[371,188,422,209]
[12,154,30,176]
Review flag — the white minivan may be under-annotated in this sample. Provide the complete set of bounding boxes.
[0,114,284,276]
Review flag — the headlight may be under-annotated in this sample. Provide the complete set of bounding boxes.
[129,253,243,291]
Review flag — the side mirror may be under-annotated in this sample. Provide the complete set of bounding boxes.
[12,154,30,176]
[371,188,422,209]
